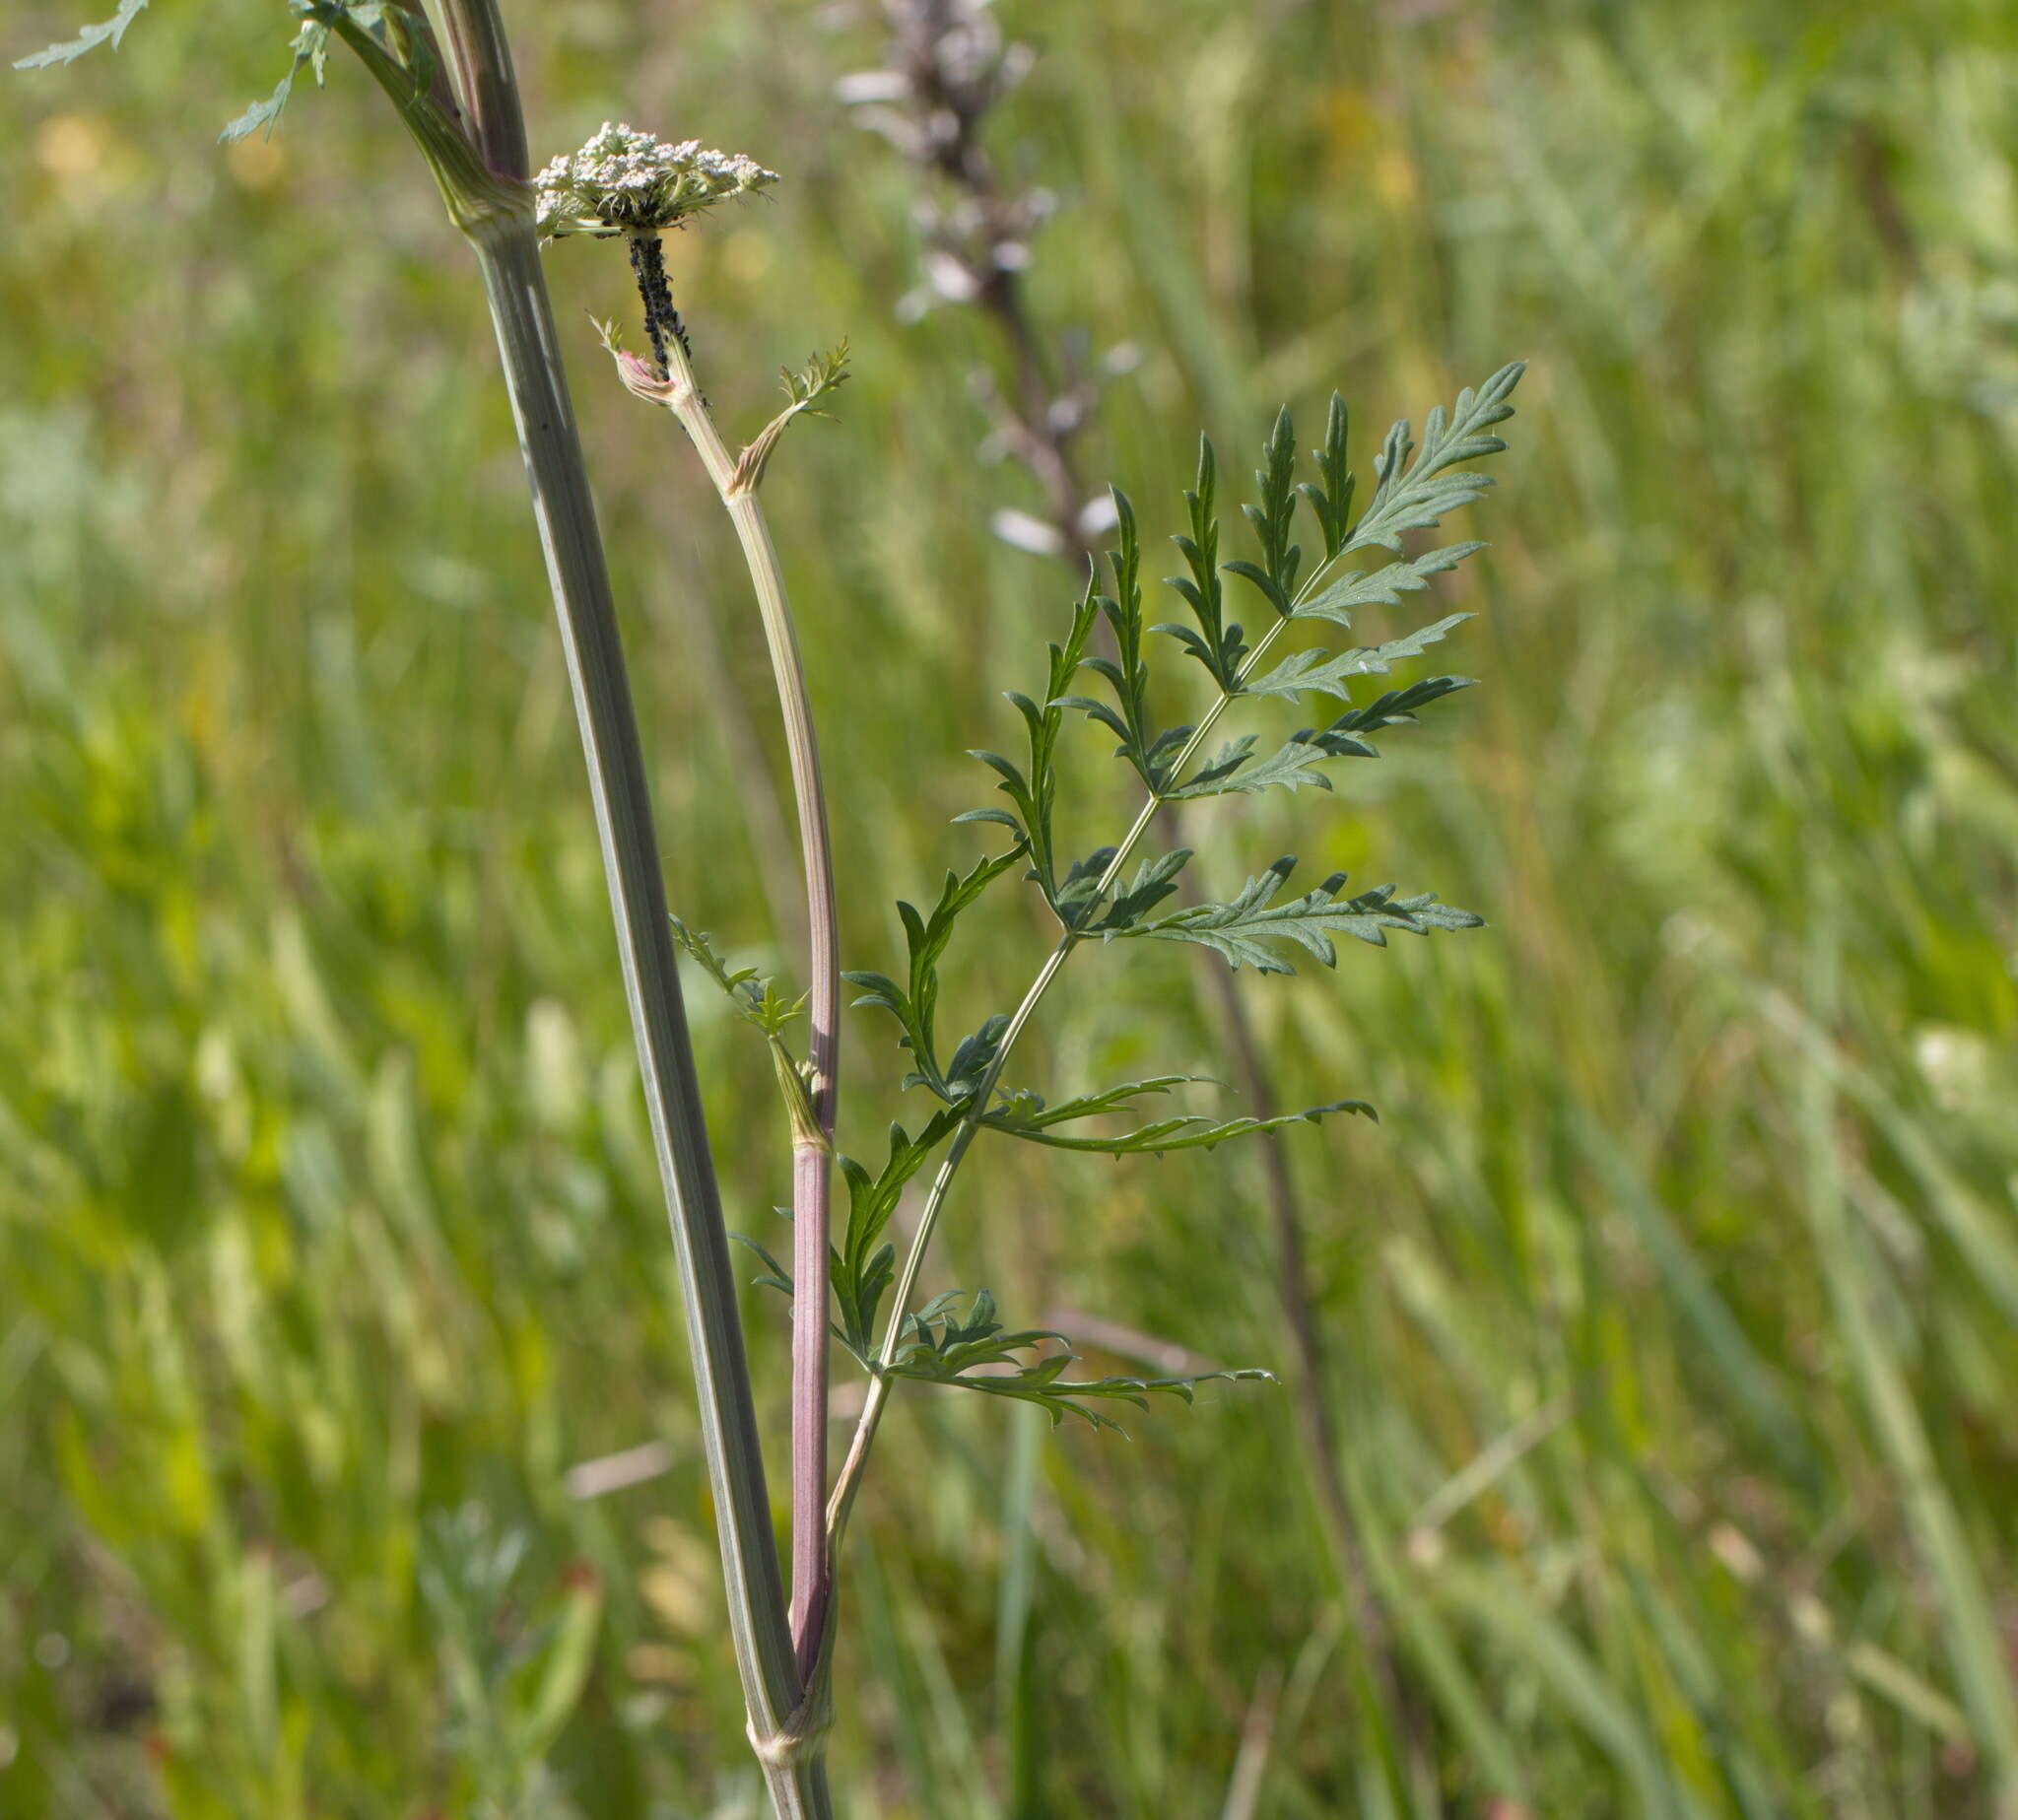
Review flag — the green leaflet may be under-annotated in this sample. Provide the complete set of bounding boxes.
[884,1291,1275,1433]
[1290,548,1483,634]
[12,0,147,69]
[209,5,430,145]
[1114,856,1485,975]
[219,17,331,143]
[985,1074,1210,1129]
[1297,391,1356,565]
[1159,437,1247,689]
[844,844,1023,1101]
[1221,405,1304,617]
[1165,735,1338,800]
[1169,676,1476,799]
[1244,616,1474,703]
[1060,491,1166,790]
[1053,846,1192,932]
[729,1230,795,1300]
[833,1105,966,1363]
[960,574,1101,910]
[1345,362,1525,555]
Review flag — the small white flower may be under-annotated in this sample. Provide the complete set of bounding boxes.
[534,121,778,236]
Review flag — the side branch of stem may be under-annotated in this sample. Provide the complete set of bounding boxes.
[635,287,843,1682]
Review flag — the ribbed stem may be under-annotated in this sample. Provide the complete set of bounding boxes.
[762,1755,835,1819]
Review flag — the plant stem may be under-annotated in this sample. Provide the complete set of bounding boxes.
[636,291,842,1683]
[345,3,826,1799]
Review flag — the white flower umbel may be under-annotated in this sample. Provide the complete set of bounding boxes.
[535,121,779,236]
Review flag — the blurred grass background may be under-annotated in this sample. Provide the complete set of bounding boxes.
[5,0,2018,1814]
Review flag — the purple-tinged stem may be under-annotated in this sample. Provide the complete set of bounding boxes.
[614,315,841,1683]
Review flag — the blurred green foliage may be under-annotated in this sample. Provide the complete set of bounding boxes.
[4,1,2017,1814]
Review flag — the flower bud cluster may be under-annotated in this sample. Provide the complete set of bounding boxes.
[535,121,778,236]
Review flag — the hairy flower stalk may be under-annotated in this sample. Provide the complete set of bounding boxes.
[536,124,843,1684]
[327,13,828,1814]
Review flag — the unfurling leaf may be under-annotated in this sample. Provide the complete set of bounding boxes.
[670,916,807,1037]
[732,340,851,493]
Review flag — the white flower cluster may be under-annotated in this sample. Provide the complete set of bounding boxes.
[534,122,778,236]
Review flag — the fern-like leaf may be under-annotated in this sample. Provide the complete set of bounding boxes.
[1223,407,1303,617]
[1297,392,1356,565]
[844,845,1022,1099]
[1159,437,1247,688]
[13,0,147,69]
[1064,490,1166,789]
[1165,736,1340,800]
[832,1105,967,1362]
[1244,611,1474,703]
[985,1081,1373,1154]
[1114,856,1485,974]
[1291,541,1484,630]
[959,575,1101,908]
[1347,362,1524,556]
[884,1292,1274,1432]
